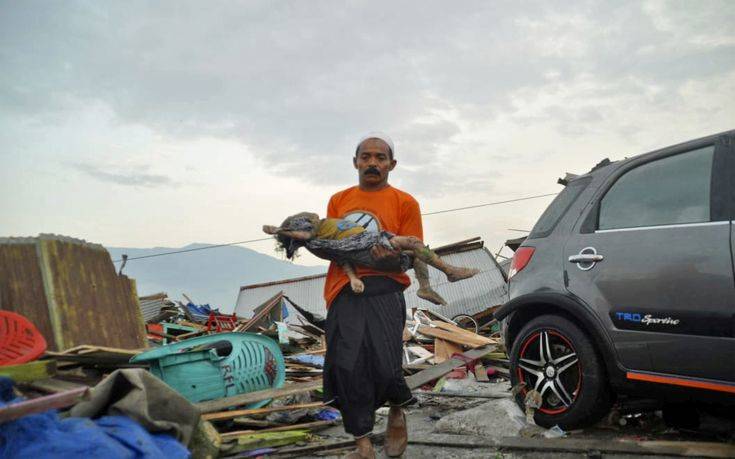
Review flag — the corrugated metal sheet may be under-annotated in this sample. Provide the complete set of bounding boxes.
[0,234,146,351]
[235,273,327,318]
[404,247,509,318]
[235,246,508,320]
[0,238,55,343]
[139,293,168,322]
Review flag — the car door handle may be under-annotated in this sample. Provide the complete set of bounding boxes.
[568,254,604,263]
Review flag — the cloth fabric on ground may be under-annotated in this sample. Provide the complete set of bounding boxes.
[70,368,200,445]
[323,277,415,437]
[0,377,188,459]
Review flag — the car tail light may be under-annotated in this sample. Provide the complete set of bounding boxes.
[508,247,535,279]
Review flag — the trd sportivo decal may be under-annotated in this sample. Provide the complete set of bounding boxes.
[610,310,734,338]
[615,312,680,326]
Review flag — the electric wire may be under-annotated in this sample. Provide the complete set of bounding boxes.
[111,191,557,263]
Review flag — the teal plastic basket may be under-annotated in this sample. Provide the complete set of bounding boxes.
[131,332,285,408]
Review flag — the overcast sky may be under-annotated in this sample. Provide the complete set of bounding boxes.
[1,0,733,266]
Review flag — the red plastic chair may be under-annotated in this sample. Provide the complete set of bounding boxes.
[0,310,48,366]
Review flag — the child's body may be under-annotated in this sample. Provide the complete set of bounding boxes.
[263,212,479,306]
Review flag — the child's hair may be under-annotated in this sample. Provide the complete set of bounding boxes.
[275,233,298,260]
[272,213,315,260]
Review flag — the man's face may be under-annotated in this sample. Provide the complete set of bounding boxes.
[353,138,396,187]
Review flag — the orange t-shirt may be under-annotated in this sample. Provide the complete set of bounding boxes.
[323,185,423,308]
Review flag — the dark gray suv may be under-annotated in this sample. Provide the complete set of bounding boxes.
[495,130,735,429]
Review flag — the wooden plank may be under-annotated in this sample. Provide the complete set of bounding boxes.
[240,292,284,332]
[273,432,386,458]
[196,379,322,414]
[304,347,326,355]
[405,346,434,365]
[431,321,497,344]
[0,387,88,423]
[405,345,496,389]
[203,401,324,422]
[26,377,88,394]
[0,360,56,382]
[221,420,338,440]
[434,338,462,364]
[417,326,488,347]
[224,430,312,454]
[414,391,509,399]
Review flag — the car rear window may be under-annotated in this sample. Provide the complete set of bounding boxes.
[528,177,590,239]
[598,146,714,230]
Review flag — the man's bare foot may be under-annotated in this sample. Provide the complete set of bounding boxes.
[350,277,365,294]
[445,266,480,282]
[416,287,447,306]
[344,436,375,458]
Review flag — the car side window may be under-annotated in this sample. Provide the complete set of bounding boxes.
[598,146,715,230]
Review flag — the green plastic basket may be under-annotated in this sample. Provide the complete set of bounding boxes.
[131,332,285,408]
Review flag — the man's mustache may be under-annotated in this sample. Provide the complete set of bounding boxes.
[363,167,380,176]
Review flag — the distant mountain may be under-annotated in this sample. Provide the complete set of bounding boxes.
[105,243,325,314]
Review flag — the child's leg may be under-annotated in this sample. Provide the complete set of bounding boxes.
[389,236,479,282]
[341,262,364,294]
[413,259,447,306]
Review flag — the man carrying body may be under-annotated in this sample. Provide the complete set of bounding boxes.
[323,133,419,458]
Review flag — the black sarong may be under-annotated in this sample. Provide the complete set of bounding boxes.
[323,277,415,437]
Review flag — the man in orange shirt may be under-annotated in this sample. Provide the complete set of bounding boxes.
[323,133,419,458]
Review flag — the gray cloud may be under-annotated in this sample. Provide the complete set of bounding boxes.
[71,163,176,188]
[2,0,734,197]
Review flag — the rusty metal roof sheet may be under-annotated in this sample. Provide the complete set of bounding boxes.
[0,234,146,351]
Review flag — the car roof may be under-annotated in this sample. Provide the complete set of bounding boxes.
[571,128,735,183]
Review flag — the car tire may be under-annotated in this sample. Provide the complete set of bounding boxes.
[509,314,612,429]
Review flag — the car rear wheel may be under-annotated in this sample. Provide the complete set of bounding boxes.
[509,314,612,429]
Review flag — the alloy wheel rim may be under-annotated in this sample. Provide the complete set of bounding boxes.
[517,329,581,414]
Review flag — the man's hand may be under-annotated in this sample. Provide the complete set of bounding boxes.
[370,245,402,272]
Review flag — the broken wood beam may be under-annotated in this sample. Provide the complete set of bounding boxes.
[270,432,386,458]
[0,387,89,424]
[203,401,325,422]
[433,338,462,364]
[416,325,493,348]
[220,420,339,440]
[196,379,322,414]
[414,390,510,399]
[405,345,496,389]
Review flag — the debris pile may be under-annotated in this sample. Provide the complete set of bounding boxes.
[4,236,733,458]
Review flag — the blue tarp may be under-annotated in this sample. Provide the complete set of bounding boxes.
[0,378,189,459]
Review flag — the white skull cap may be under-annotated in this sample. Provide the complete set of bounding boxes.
[356,131,395,154]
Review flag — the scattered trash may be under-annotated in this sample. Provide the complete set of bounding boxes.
[543,425,567,438]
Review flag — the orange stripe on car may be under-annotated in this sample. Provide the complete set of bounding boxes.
[627,371,735,394]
